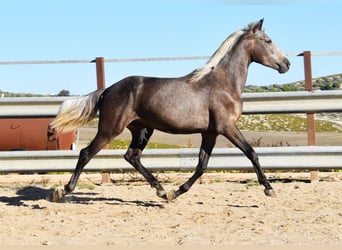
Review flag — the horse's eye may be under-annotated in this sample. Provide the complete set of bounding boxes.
[265,38,272,44]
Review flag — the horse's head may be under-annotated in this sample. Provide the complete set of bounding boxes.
[246,19,290,74]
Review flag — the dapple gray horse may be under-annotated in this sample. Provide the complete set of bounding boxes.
[51,19,290,202]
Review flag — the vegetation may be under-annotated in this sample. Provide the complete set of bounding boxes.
[238,114,342,132]
[108,139,181,149]
[244,73,342,92]
[57,89,70,96]
[0,90,44,97]
[0,89,71,97]
[245,83,304,92]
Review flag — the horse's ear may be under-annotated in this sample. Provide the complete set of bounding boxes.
[252,18,264,33]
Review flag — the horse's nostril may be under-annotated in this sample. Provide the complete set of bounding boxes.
[285,58,291,68]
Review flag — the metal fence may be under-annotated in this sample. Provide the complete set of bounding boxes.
[1,90,342,117]
[1,53,342,174]
[0,90,342,173]
[0,146,341,173]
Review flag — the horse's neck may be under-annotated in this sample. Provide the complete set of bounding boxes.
[217,45,251,95]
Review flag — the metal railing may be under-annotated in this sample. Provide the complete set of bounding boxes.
[0,146,341,173]
[0,52,341,65]
[0,91,342,173]
[1,90,342,117]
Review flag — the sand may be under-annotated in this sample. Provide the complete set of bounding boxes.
[0,172,341,246]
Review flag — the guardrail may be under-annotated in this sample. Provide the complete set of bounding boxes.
[0,146,341,173]
[1,90,342,117]
[1,91,342,174]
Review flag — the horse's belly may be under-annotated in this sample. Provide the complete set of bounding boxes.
[140,109,209,134]
[161,115,209,134]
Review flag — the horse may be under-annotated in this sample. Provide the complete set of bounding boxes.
[50,19,290,202]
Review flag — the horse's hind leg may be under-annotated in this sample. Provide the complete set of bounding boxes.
[51,130,114,202]
[168,132,217,201]
[124,124,168,200]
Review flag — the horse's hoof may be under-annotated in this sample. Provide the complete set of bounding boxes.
[167,190,177,202]
[156,189,168,200]
[264,188,276,197]
[49,188,65,202]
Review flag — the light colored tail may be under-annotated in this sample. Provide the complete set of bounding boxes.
[50,89,105,133]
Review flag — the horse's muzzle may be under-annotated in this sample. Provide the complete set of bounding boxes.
[278,58,291,74]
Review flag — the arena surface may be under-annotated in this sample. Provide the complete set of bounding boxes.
[0,172,341,246]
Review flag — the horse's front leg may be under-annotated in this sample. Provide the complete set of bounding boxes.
[222,125,275,197]
[168,132,217,201]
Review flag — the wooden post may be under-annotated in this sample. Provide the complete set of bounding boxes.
[303,51,319,182]
[95,57,111,184]
[96,57,106,90]
[303,51,317,146]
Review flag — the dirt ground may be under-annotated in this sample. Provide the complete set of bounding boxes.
[0,172,341,246]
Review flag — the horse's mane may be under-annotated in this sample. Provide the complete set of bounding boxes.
[189,22,257,83]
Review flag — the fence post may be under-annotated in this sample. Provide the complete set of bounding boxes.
[303,51,319,182]
[303,51,317,145]
[95,57,106,90]
[95,57,111,184]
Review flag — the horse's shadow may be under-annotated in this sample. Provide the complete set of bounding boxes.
[0,186,164,208]
[0,186,51,208]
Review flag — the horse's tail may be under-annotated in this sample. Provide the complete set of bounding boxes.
[50,89,105,133]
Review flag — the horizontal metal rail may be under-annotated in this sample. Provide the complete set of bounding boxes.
[0,96,73,117]
[0,52,341,65]
[1,90,342,117]
[242,90,342,114]
[0,146,341,173]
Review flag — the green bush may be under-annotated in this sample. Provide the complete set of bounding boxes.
[108,139,182,150]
